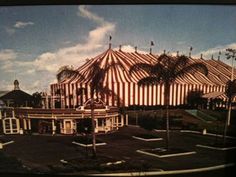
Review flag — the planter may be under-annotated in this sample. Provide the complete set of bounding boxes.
[137,148,196,158]
[132,134,163,141]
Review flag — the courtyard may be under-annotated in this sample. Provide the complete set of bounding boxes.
[0,126,235,176]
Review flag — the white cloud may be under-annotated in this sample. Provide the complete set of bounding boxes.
[14,21,34,28]
[0,49,17,61]
[176,41,186,45]
[78,5,106,25]
[114,45,148,54]
[28,6,115,74]
[1,5,116,93]
[5,21,34,35]
[0,80,13,91]
[193,43,236,60]
[5,27,15,35]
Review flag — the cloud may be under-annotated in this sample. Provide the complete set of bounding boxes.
[28,6,115,74]
[5,21,34,35]
[0,80,14,91]
[14,21,34,28]
[176,41,186,45]
[5,27,15,35]
[1,5,116,93]
[114,45,148,54]
[193,43,236,60]
[78,5,106,25]
[0,49,17,61]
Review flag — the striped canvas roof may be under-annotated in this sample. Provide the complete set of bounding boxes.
[59,48,235,86]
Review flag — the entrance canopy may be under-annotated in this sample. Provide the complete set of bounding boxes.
[202,91,227,100]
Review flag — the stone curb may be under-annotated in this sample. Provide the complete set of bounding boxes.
[88,163,235,176]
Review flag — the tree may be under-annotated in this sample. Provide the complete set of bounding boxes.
[187,90,206,109]
[223,79,236,144]
[223,48,236,145]
[56,65,77,82]
[56,61,119,157]
[130,54,208,150]
[32,92,42,108]
[86,60,119,157]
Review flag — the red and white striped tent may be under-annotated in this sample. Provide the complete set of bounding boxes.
[50,47,236,108]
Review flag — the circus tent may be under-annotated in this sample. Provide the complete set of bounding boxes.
[50,47,236,108]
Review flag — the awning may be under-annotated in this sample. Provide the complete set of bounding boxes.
[202,91,227,100]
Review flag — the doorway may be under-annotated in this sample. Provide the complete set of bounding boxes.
[63,119,74,134]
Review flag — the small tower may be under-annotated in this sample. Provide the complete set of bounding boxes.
[150,41,154,54]
[109,35,112,49]
[218,51,221,60]
[14,80,20,90]
[189,46,193,57]
[200,53,203,59]
[176,51,179,57]
[119,45,122,51]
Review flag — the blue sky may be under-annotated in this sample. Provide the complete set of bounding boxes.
[0,5,236,93]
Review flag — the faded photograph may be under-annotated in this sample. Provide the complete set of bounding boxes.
[0,5,236,176]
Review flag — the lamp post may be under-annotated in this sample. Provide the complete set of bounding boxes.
[84,126,88,157]
[223,49,236,145]
[225,49,236,126]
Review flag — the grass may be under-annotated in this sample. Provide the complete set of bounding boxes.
[144,147,192,155]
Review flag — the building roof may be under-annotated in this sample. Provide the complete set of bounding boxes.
[0,90,33,101]
[0,91,10,97]
[55,48,235,87]
[0,80,33,107]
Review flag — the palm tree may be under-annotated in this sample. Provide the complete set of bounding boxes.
[87,60,119,157]
[57,61,120,157]
[130,54,208,150]
[223,79,236,144]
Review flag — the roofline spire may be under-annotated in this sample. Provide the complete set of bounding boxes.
[109,35,112,49]
[189,46,193,58]
[150,41,154,54]
[218,51,221,60]
[119,45,122,51]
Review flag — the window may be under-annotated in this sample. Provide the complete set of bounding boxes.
[3,118,20,134]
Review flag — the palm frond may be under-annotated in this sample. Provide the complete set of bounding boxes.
[157,54,173,66]
[172,55,189,71]
[129,63,153,75]
[137,76,162,86]
[56,66,83,82]
[151,63,164,75]
[175,62,208,80]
